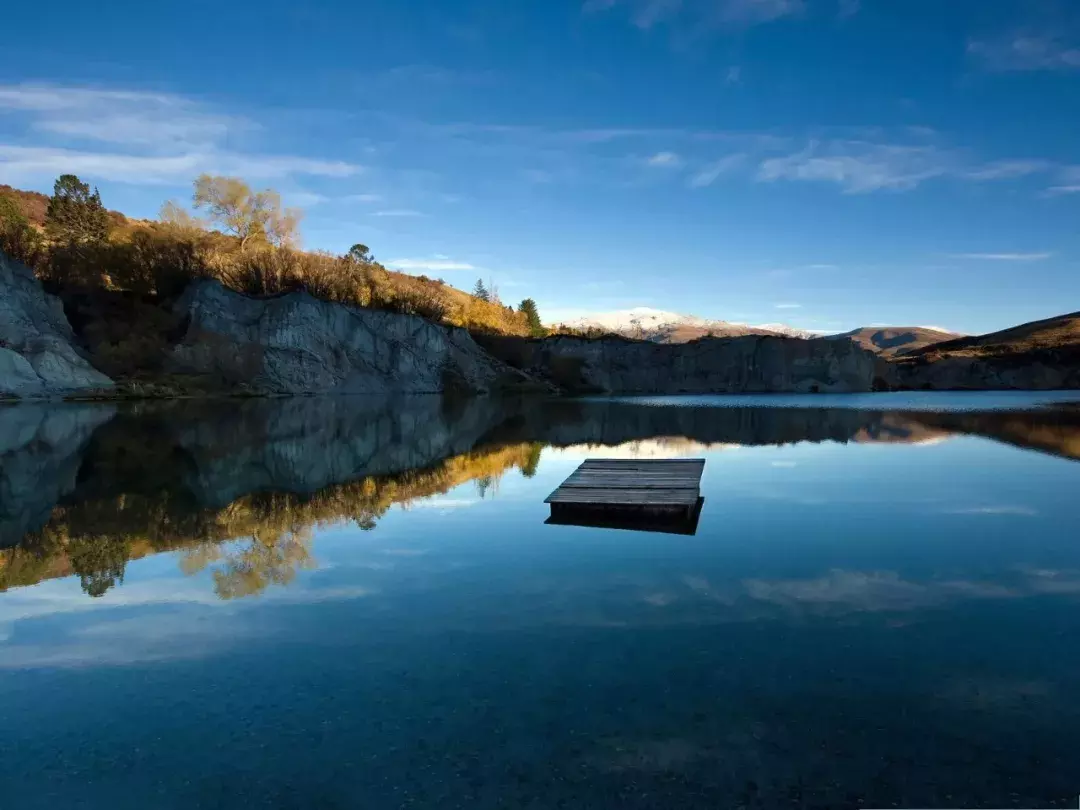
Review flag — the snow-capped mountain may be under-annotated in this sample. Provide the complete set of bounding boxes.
[551,307,813,344]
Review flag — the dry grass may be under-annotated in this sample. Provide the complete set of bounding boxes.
[47,222,531,335]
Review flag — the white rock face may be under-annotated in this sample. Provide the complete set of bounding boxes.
[0,251,114,398]
[169,279,540,395]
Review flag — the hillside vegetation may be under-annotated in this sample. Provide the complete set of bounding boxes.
[1,176,545,386]
[907,311,1080,359]
[831,326,964,358]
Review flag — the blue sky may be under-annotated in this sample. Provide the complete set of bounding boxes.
[1,0,1078,334]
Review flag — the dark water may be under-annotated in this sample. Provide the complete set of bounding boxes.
[3,393,1080,809]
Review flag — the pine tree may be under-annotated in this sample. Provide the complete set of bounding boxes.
[518,298,545,337]
[45,174,110,245]
[472,278,490,301]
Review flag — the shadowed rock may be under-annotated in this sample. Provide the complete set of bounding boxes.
[0,250,114,398]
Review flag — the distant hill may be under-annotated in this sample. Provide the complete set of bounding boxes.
[553,307,813,343]
[829,326,964,358]
[907,312,1080,360]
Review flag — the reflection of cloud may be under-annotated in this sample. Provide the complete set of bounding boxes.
[0,573,375,670]
[770,460,798,468]
[743,570,1015,613]
[0,577,376,625]
[405,497,480,510]
[944,506,1038,516]
[549,438,740,460]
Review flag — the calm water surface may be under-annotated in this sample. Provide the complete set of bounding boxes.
[2,394,1080,808]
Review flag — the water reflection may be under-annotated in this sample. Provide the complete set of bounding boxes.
[2,394,1080,600]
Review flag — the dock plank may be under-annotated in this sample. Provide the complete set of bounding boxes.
[544,458,705,509]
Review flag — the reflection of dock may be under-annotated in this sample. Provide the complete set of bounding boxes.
[544,459,705,535]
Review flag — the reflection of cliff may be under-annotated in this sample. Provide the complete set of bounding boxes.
[0,404,115,548]
[4,395,1080,600]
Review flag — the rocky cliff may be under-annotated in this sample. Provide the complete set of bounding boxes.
[168,279,541,395]
[482,334,886,394]
[0,251,114,398]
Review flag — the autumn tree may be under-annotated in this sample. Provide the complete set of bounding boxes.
[518,298,545,337]
[192,174,301,250]
[159,200,205,232]
[0,193,40,264]
[45,174,110,246]
[472,278,490,301]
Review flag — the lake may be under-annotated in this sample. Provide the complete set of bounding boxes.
[3,392,1080,809]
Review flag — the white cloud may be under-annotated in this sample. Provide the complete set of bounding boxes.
[836,0,860,19]
[774,302,801,309]
[287,191,330,207]
[1045,165,1080,196]
[758,141,950,193]
[387,257,476,272]
[646,151,682,167]
[0,83,362,186]
[968,35,1080,72]
[370,209,423,217]
[0,145,358,185]
[944,505,1039,516]
[688,153,747,187]
[724,65,742,85]
[963,160,1051,181]
[0,83,247,149]
[951,252,1052,261]
[585,0,804,30]
[343,193,383,203]
[522,168,555,183]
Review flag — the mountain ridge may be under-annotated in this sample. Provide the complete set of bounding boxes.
[552,307,814,343]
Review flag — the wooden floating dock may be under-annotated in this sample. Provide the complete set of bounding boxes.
[544,458,706,535]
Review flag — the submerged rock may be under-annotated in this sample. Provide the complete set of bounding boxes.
[0,251,114,398]
[169,279,542,395]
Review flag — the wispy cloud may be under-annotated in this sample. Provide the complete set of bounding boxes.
[836,0,860,19]
[1045,165,1080,196]
[963,160,1051,181]
[343,193,383,203]
[0,83,362,186]
[968,34,1080,72]
[646,151,682,167]
[370,209,423,217]
[951,252,1053,261]
[944,505,1039,516]
[688,153,747,187]
[724,65,742,85]
[758,140,950,193]
[0,145,358,185]
[584,0,804,31]
[0,83,248,149]
[774,302,801,309]
[387,257,476,272]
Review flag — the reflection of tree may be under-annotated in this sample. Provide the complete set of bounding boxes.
[475,475,493,498]
[5,441,543,600]
[520,443,543,478]
[66,535,131,597]
[181,529,316,600]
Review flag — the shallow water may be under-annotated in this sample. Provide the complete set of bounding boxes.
[2,393,1080,808]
